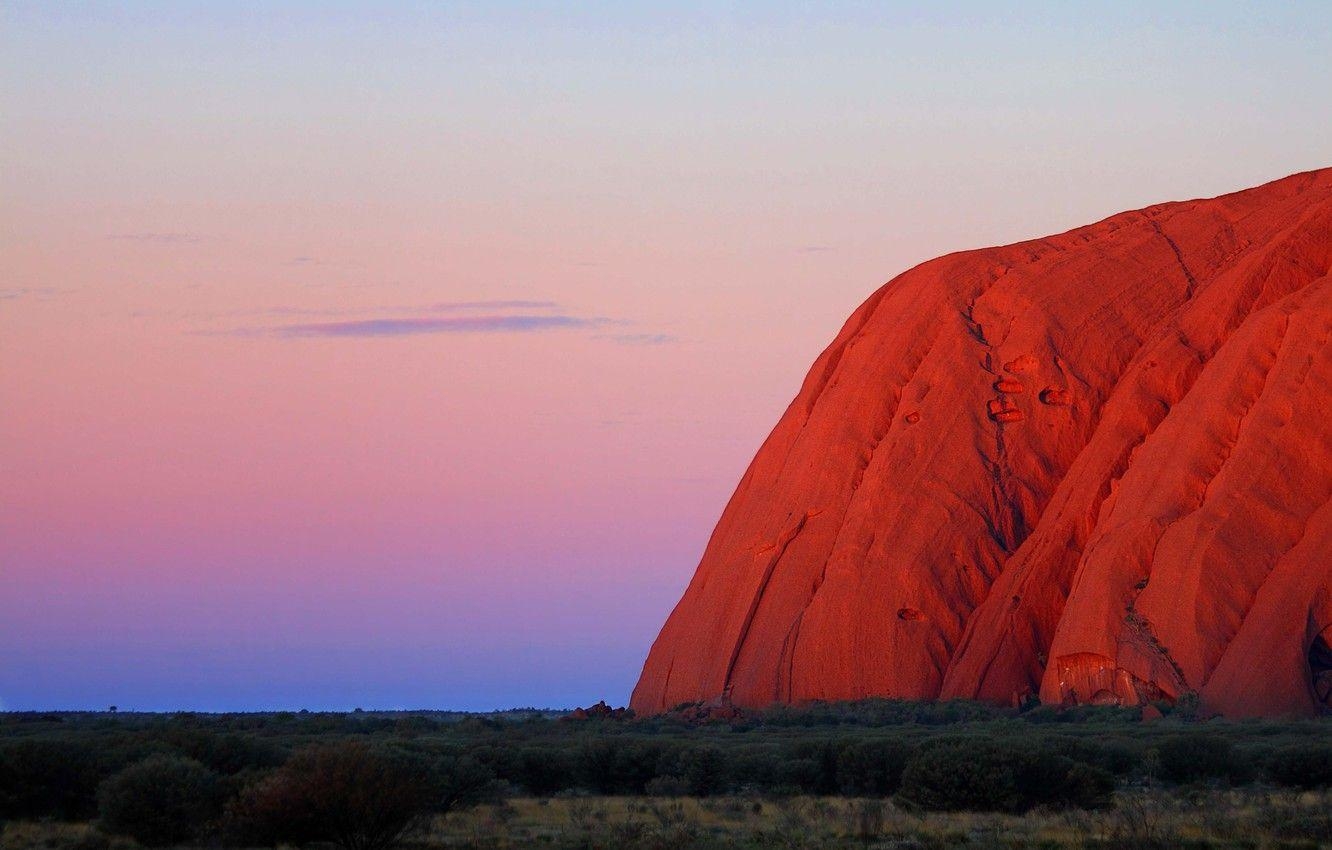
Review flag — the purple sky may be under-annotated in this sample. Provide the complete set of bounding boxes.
[2,2,1329,710]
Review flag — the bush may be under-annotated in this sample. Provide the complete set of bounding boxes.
[161,727,284,775]
[1266,743,1332,789]
[897,737,1113,812]
[783,740,842,795]
[434,753,503,811]
[727,746,788,793]
[96,755,220,847]
[0,740,107,820]
[576,740,669,794]
[1045,736,1141,775]
[677,745,726,796]
[836,738,910,796]
[224,741,439,850]
[1153,734,1248,784]
[513,747,576,796]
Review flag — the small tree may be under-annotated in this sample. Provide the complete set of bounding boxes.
[97,755,219,847]
[837,738,911,796]
[1266,743,1332,789]
[679,745,727,796]
[897,738,1113,812]
[0,740,107,820]
[224,741,439,850]
[1152,734,1247,784]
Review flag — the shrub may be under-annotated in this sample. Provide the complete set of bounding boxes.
[1046,736,1141,775]
[224,741,439,850]
[897,737,1113,812]
[576,739,626,794]
[576,740,669,794]
[727,746,788,793]
[677,745,727,796]
[784,740,842,795]
[511,747,575,796]
[161,728,284,775]
[96,755,220,847]
[1152,734,1248,784]
[836,738,911,796]
[434,753,503,811]
[1266,743,1332,789]
[0,740,106,820]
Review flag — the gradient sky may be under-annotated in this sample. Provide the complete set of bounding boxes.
[2,2,1329,711]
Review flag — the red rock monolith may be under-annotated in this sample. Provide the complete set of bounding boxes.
[633,168,1332,718]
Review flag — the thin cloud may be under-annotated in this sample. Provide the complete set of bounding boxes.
[796,245,833,253]
[108,232,203,244]
[268,314,606,338]
[1,287,70,301]
[160,300,561,322]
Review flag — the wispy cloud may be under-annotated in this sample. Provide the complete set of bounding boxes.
[595,332,678,345]
[167,299,565,323]
[263,314,607,338]
[108,232,203,244]
[795,245,832,253]
[1,287,72,302]
[198,299,664,341]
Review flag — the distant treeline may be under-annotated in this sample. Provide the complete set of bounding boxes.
[2,700,1331,848]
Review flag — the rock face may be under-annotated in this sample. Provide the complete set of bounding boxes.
[633,169,1332,718]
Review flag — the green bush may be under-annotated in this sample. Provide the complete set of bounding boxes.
[0,740,107,820]
[434,753,503,811]
[1046,735,1141,775]
[161,727,284,775]
[1153,734,1249,784]
[677,745,727,796]
[783,740,842,795]
[96,755,220,847]
[836,738,911,796]
[727,746,788,793]
[576,740,670,794]
[1266,743,1332,789]
[513,747,577,796]
[897,737,1113,812]
[223,741,440,850]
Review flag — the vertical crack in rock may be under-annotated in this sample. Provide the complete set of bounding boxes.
[1120,607,1190,695]
[722,511,814,693]
[965,297,1027,556]
[1150,217,1200,297]
[772,327,943,696]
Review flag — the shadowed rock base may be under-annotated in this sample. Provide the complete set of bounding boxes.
[633,168,1332,718]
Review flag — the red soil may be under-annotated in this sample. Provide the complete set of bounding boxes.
[632,168,1332,718]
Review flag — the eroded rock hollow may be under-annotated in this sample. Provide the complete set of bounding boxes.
[633,169,1332,718]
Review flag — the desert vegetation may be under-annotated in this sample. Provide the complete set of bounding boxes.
[1,700,1330,849]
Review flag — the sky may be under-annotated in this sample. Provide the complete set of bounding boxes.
[2,2,1329,712]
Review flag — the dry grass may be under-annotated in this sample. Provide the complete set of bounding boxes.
[5,789,1330,849]
[409,790,1332,849]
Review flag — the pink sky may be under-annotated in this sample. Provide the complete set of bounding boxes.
[2,3,1329,710]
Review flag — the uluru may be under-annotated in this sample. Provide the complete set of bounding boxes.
[633,168,1332,719]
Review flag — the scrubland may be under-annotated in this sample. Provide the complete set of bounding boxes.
[2,700,1330,849]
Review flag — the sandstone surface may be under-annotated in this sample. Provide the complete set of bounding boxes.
[633,169,1332,718]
